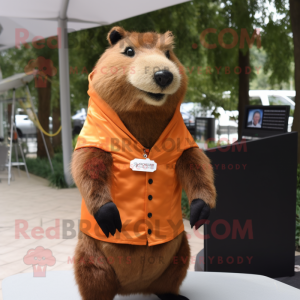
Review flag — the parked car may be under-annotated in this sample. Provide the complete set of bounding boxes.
[249,90,295,107]
[15,115,52,137]
[15,107,88,138]
[72,108,87,136]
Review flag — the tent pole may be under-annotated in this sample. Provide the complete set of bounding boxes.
[0,102,3,138]
[14,142,20,175]
[58,7,73,186]
[8,89,15,184]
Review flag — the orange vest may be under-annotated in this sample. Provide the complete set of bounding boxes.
[75,72,199,246]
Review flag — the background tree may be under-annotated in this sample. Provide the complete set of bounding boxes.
[195,0,264,138]
[0,37,61,158]
[23,40,60,159]
[0,0,296,154]
[289,0,300,162]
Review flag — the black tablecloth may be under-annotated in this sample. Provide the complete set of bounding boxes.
[274,256,300,289]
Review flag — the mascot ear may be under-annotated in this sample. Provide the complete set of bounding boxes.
[107,27,127,46]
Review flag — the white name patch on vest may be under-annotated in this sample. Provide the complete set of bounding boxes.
[130,158,157,172]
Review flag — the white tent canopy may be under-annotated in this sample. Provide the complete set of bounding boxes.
[0,0,190,185]
[0,73,35,94]
[0,0,190,51]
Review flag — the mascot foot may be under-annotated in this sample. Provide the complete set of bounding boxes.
[156,293,189,300]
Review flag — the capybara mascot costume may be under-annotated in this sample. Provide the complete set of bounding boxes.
[71,27,216,300]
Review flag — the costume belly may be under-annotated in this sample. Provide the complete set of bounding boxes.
[97,232,184,291]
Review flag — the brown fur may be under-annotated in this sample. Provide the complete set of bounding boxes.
[75,231,190,300]
[71,148,113,215]
[74,233,120,300]
[71,27,216,300]
[176,148,217,208]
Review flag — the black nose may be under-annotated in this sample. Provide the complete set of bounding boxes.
[154,70,173,87]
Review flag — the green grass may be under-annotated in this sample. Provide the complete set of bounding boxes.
[296,165,300,247]
[24,135,79,189]
[72,135,79,149]
[296,189,300,247]
[181,189,190,219]
[25,152,69,189]
[195,140,229,148]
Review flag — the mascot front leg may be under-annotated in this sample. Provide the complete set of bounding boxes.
[71,147,121,300]
[176,148,217,230]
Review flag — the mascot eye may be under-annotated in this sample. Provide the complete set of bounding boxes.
[165,50,170,59]
[123,47,135,57]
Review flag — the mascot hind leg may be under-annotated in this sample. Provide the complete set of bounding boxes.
[75,232,190,300]
[143,231,190,300]
[74,234,120,300]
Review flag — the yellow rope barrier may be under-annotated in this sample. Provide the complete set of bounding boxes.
[19,91,62,137]
[32,113,62,137]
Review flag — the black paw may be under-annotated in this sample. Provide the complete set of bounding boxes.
[156,293,189,300]
[190,198,210,230]
[94,202,122,238]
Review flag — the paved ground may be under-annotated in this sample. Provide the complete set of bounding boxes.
[0,170,204,299]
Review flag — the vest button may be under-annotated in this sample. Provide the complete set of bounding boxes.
[148,195,153,200]
[148,212,152,218]
[148,229,152,234]
[148,179,153,184]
